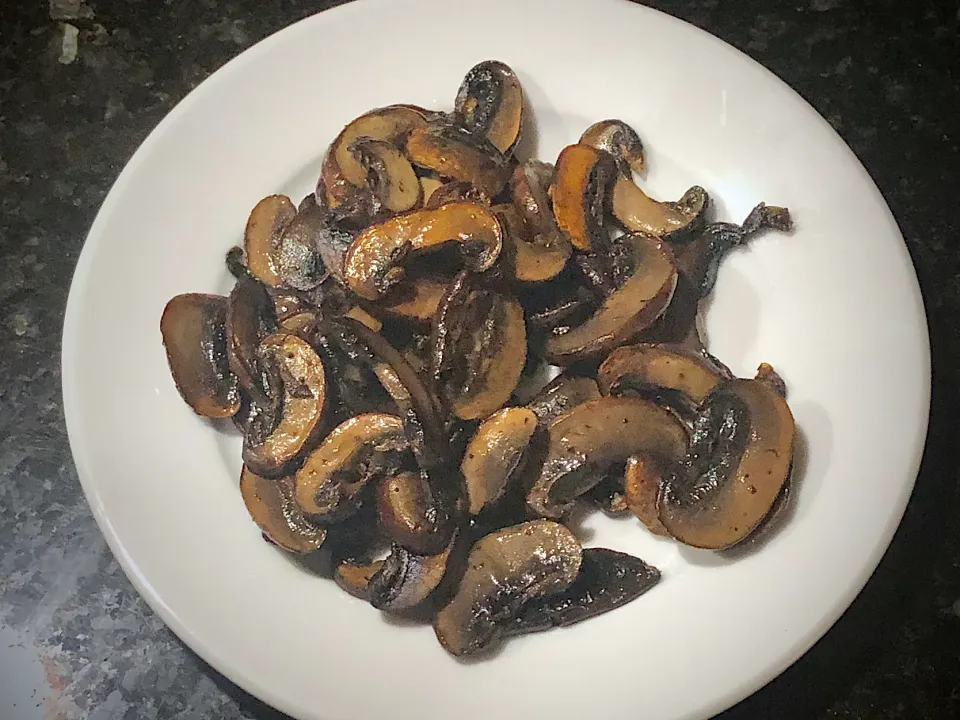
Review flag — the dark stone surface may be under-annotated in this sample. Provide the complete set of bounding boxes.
[0,0,957,718]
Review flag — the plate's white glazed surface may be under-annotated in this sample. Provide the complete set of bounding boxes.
[61,1,930,719]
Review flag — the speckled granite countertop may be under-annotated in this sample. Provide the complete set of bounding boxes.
[1,0,958,718]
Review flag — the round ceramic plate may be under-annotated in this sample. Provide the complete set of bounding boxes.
[62,1,930,718]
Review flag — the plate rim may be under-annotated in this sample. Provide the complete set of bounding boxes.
[61,1,932,718]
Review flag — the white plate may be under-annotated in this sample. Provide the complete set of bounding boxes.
[62,0,930,718]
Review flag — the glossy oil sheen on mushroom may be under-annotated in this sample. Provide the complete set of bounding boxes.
[239,466,326,553]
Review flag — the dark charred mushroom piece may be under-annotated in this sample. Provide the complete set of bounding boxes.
[349,137,421,214]
[658,378,795,550]
[525,375,601,426]
[551,144,618,251]
[368,529,464,613]
[272,200,334,291]
[343,202,502,301]
[525,283,597,335]
[612,180,709,242]
[376,470,452,555]
[242,332,327,477]
[226,274,279,404]
[598,343,724,417]
[579,120,646,177]
[528,396,688,519]
[454,60,524,155]
[374,277,449,325]
[433,520,582,656]
[240,466,326,553]
[160,293,239,418]
[623,454,670,536]
[545,232,678,364]
[507,548,660,635]
[461,407,538,515]
[406,122,511,199]
[244,195,297,287]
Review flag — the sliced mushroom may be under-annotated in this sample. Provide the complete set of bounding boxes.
[658,378,795,550]
[272,200,331,291]
[244,195,297,287]
[343,202,503,301]
[551,144,618,251]
[226,275,278,403]
[349,137,421,213]
[242,332,327,477]
[461,407,538,515]
[507,548,660,635]
[374,277,448,325]
[406,123,511,199]
[432,282,527,421]
[424,180,492,209]
[334,559,384,600]
[295,413,408,522]
[160,293,239,417]
[598,343,724,416]
[755,362,787,397]
[343,305,382,333]
[376,470,452,555]
[612,180,708,241]
[579,120,646,177]
[419,175,444,206]
[544,232,678,364]
[368,530,464,613]
[623,455,670,536]
[321,105,429,207]
[525,375,601,426]
[433,520,582,656]
[497,203,570,285]
[454,60,524,154]
[528,396,688,519]
[587,473,629,516]
[506,162,570,283]
[239,466,326,553]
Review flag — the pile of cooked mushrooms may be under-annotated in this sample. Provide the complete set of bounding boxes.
[160,60,796,657]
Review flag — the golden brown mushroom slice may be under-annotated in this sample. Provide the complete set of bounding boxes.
[658,378,795,550]
[342,202,503,301]
[527,396,688,519]
[623,455,670,536]
[334,559,384,601]
[612,179,708,241]
[525,375,601,427]
[349,137,421,214]
[423,180,492,209]
[239,466,326,553]
[160,293,239,418]
[368,529,464,613]
[433,520,582,657]
[320,105,429,208]
[506,161,571,283]
[295,413,408,522]
[374,277,448,325]
[551,143,618,251]
[544,232,678,364]
[242,332,327,477]
[461,407,539,515]
[406,123,511,199]
[244,195,297,288]
[376,470,452,555]
[454,60,524,154]
[597,342,724,415]
[579,119,646,177]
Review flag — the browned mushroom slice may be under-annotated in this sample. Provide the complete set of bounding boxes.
[433,520,582,657]
[242,333,327,477]
[587,473,629,516]
[244,195,297,288]
[334,559,384,601]
[623,455,670,536]
[423,180,492,209]
[419,175,444,206]
[239,466,326,553]
[506,161,571,283]
[368,529,463,612]
[497,202,570,284]
[597,343,724,415]
[579,120,646,177]
[544,232,678,364]
[273,200,341,291]
[525,375,601,426]
[507,548,660,635]
[343,305,382,333]
[279,311,320,338]
[320,105,429,208]
[658,378,795,550]
[755,362,787,397]
[375,277,448,325]
[527,396,688,519]
[226,275,278,402]
[433,284,527,421]
[406,123,510,199]
[349,137,421,214]
[376,470,452,555]
[454,60,524,154]
[551,144,618,251]
[343,202,502,301]
[295,413,408,522]
[160,293,239,418]
[461,407,538,515]
[612,179,708,241]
